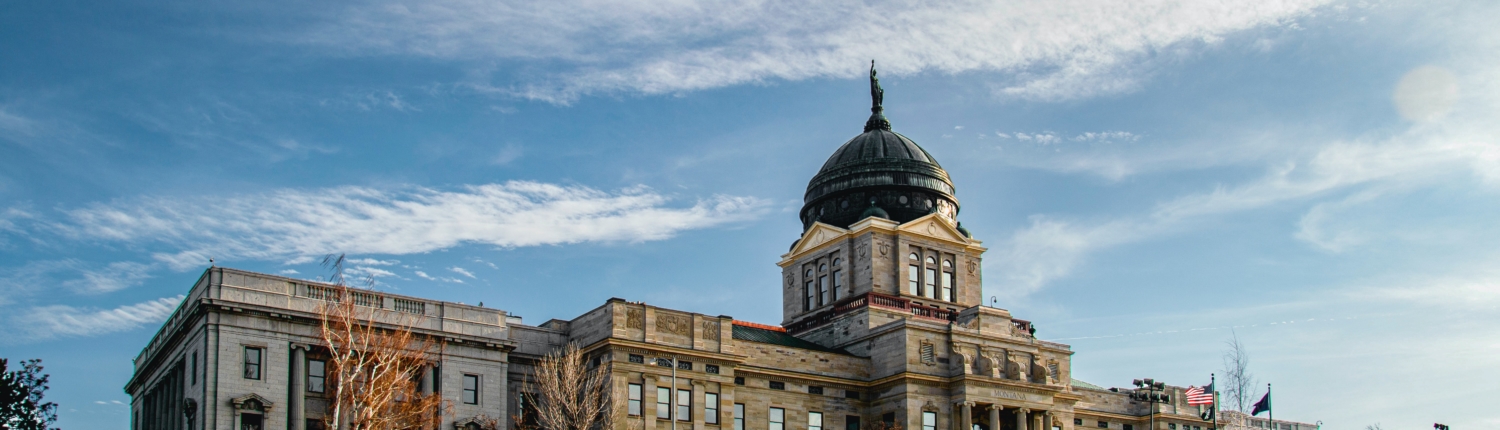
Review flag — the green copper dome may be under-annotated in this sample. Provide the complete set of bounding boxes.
[800,62,959,230]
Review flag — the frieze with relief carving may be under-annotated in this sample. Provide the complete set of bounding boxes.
[701,321,720,341]
[656,314,691,336]
[625,308,644,329]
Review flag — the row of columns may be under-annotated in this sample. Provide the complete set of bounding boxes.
[955,402,1055,430]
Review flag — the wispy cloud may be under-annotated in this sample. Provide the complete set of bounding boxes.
[9,296,183,342]
[293,0,1335,103]
[1,260,155,304]
[7,181,767,271]
[449,266,475,279]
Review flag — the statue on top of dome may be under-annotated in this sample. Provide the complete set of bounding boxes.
[870,60,883,112]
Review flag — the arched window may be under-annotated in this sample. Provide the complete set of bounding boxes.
[909,253,919,260]
[819,264,827,272]
[925,256,936,265]
[942,260,952,268]
[830,258,843,302]
[941,260,955,302]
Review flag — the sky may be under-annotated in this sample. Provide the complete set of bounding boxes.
[1,0,1497,428]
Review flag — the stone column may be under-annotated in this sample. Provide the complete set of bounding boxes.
[988,405,1002,430]
[960,402,973,430]
[1016,409,1030,430]
[691,381,705,430]
[644,376,659,430]
[418,364,432,395]
[290,346,306,430]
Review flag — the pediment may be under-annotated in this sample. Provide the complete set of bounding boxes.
[230,393,274,411]
[897,213,970,244]
[788,222,851,257]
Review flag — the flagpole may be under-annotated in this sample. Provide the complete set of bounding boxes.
[1267,383,1273,430]
[1211,374,1218,430]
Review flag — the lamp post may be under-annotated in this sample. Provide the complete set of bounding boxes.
[1130,379,1171,430]
[655,356,680,430]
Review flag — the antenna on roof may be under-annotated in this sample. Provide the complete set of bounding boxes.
[209,257,215,268]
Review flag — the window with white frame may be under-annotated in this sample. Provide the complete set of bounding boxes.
[810,412,824,430]
[804,269,815,311]
[677,389,691,421]
[769,408,784,430]
[243,347,262,380]
[908,252,921,295]
[733,404,745,430]
[922,412,936,430]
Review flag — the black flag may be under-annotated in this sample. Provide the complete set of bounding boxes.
[1251,391,1272,416]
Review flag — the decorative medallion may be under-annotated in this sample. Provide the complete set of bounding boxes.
[858,243,869,259]
[625,308,644,329]
[926,222,938,235]
[967,259,977,274]
[656,314,691,336]
[877,241,890,256]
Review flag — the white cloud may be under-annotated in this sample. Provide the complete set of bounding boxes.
[345,266,397,279]
[9,296,183,342]
[294,0,1335,103]
[18,181,766,271]
[346,258,399,266]
[278,269,300,275]
[449,266,475,279]
[60,261,153,295]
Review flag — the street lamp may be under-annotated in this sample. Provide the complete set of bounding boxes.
[1130,379,1171,430]
[654,355,681,430]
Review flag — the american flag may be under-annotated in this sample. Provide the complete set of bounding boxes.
[1185,384,1215,406]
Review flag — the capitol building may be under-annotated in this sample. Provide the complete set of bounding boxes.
[125,70,1319,430]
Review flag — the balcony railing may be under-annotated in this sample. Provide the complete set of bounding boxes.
[785,292,958,333]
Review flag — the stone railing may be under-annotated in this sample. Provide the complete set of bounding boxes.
[786,292,958,333]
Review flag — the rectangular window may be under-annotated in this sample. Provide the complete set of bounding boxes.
[657,358,674,368]
[847,416,861,430]
[734,377,745,385]
[769,381,785,390]
[908,266,920,295]
[1098,422,1109,428]
[818,275,828,306]
[1169,425,1177,430]
[628,383,643,416]
[706,393,719,424]
[808,386,823,395]
[243,347,262,380]
[805,280,815,310]
[678,361,693,370]
[629,354,645,363]
[924,268,937,299]
[832,270,842,300]
[769,408,785,430]
[657,387,672,419]
[844,390,860,399]
[941,272,954,302]
[810,412,824,430]
[462,374,480,404]
[922,411,936,430]
[190,352,197,385]
[1075,419,1084,426]
[1125,425,1135,430]
[734,404,745,430]
[308,359,326,393]
[706,364,720,374]
[677,389,691,421]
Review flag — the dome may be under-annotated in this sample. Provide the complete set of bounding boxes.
[800,62,959,230]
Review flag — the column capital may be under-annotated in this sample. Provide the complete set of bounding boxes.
[965,401,977,408]
[987,404,1004,411]
[1019,408,1031,414]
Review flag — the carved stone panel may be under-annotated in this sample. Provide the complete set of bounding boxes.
[656,314,691,336]
[700,320,721,341]
[625,308,644,329]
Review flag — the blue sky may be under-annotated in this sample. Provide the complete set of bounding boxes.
[2,0,1498,428]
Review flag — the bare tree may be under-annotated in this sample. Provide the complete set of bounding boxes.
[1220,330,1260,413]
[1365,424,1383,430]
[318,254,450,429]
[520,344,615,430]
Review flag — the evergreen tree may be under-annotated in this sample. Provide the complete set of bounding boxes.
[0,358,59,430]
